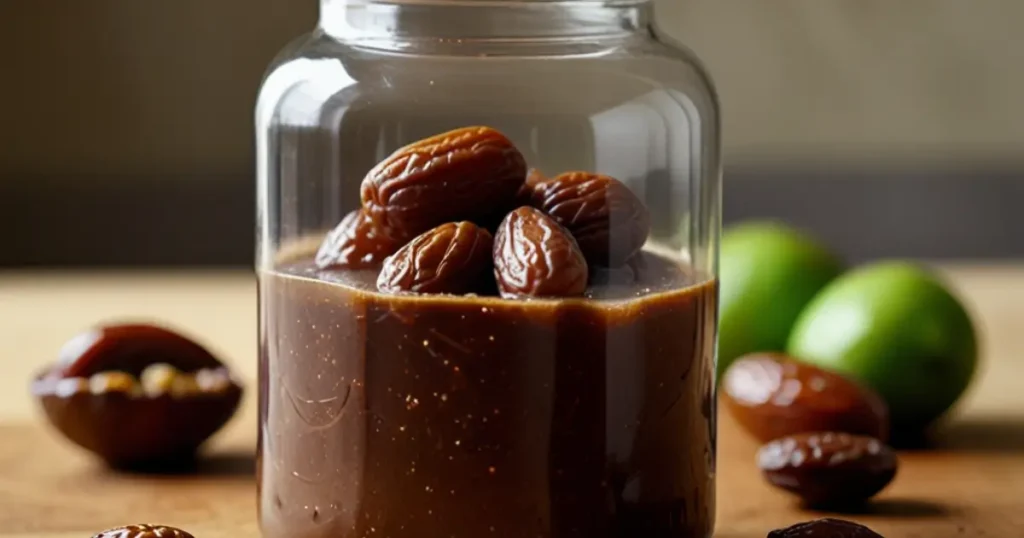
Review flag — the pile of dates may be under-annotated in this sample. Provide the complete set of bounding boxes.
[315,126,651,298]
[722,352,899,508]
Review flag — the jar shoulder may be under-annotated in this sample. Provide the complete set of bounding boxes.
[256,32,719,127]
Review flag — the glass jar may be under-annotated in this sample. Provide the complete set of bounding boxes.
[256,1,721,538]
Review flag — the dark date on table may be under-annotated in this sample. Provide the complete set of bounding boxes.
[92,524,195,538]
[31,323,243,470]
[767,518,884,537]
[758,432,898,507]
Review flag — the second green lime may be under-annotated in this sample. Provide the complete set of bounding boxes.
[787,261,978,433]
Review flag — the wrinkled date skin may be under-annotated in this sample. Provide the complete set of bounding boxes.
[767,518,885,537]
[758,432,898,507]
[723,352,889,442]
[494,206,588,298]
[93,524,196,538]
[361,126,527,241]
[32,323,242,470]
[316,209,399,270]
[377,221,494,295]
[530,171,650,266]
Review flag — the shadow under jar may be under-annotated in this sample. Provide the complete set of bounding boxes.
[255,1,722,538]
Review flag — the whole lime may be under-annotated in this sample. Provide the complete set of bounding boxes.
[718,221,844,376]
[787,261,978,433]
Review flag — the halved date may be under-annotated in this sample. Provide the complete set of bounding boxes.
[377,221,494,295]
[361,126,527,241]
[493,206,588,298]
[92,524,195,538]
[315,209,399,270]
[33,323,242,470]
[530,171,650,266]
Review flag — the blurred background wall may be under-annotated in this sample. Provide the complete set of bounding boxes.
[1,0,1022,265]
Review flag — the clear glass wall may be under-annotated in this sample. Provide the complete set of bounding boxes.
[257,2,721,537]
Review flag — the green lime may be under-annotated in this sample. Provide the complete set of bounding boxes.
[718,221,844,376]
[787,261,978,433]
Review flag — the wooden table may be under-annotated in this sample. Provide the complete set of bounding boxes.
[2,264,1023,537]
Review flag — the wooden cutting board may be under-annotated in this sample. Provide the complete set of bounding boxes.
[2,400,1023,538]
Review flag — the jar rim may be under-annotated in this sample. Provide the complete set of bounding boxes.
[320,0,652,42]
[335,0,650,5]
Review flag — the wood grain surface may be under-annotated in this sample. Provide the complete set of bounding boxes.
[1,265,1022,537]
